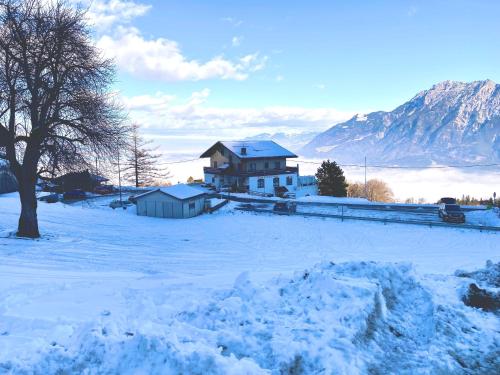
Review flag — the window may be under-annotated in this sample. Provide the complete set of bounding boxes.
[257,178,265,188]
[189,202,195,210]
[249,163,256,172]
[213,161,218,168]
[241,147,247,155]
[286,176,293,186]
[274,161,280,169]
[264,162,269,169]
[273,177,280,187]
[212,177,215,183]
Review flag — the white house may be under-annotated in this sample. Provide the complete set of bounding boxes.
[135,184,206,219]
[200,140,317,197]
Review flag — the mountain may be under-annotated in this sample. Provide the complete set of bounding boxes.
[301,80,500,165]
[246,131,319,153]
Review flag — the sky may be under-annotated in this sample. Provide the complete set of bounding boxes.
[78,0,500,154]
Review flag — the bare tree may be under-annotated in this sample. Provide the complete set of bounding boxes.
[348,179,394,202]
[0,0,127,238]
[123,125,170,187]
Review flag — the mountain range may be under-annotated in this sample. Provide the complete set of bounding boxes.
[301,80,500,166]
[246,131,319,152]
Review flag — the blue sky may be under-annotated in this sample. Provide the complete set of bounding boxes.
[84,0,500,154]
[107,0,500,111]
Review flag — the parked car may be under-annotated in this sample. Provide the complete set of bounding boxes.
[109,199,131,210]
[438,203,465,223]
[273,201,297,214]
[94,185,116,195]
[39,193,60,203]
[63,189,86,201]
[439,197,457,204]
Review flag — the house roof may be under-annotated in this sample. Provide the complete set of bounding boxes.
[134,184,206,201]
[200,140,298,159]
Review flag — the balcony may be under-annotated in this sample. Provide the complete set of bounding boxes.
[204,166,298,177]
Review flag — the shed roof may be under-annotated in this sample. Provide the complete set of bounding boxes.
[134,184,206,201]
[200,140,297,159]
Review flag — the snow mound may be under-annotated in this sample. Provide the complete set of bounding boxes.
[4,262,499,374]
[456,260,500,288]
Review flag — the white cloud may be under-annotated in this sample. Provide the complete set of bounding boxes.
[97,27,267,81]
[314,83,327,90]
[72,0,151,31]
[221,17,243,27]
[121,89,353,138]
[231,36,243,47]
[276,75,284,82]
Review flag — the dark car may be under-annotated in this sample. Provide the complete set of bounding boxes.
[438,203,465,223]
[63,189,86,201]
[439,197,457,204]
[39,193,60,203]
[273,201,297,215]
[94,185,116,195]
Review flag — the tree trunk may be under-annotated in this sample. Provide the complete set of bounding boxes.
[17,177,40,238]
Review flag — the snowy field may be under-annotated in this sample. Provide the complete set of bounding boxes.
[0,192,499,374]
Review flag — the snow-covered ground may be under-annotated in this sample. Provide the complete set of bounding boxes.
[0,192,499,374]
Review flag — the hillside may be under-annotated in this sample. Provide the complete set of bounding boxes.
[0,193,499,373]
[301,80,500,165]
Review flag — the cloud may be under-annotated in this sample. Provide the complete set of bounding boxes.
[72,0,151,31]
[231,36,243,47]
[221,17,243,27]
[314,83,327,90]
[97,27,267,81]
[120,89,353,139]
[275,75,284,82]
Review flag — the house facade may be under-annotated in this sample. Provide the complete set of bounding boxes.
[200,141,306,196]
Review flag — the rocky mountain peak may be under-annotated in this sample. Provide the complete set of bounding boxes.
[301,80,500,165]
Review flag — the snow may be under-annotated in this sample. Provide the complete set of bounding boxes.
[135,183,206,200]
[297,195,370,204]
[355,113,368,121]
[204,141,297,159]
[0,192,499,373]
[315,145,338,153]
[465,208,500,227]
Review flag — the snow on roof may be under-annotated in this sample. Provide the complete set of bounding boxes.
[135,184,206,201]
[160,184,206,200]
[200,140,297,159]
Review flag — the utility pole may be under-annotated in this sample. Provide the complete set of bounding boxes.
[117,151,123,204]
[364,156,367,198]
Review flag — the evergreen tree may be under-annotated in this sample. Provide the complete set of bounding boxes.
[315,160,348,197]
[123,125,170,187]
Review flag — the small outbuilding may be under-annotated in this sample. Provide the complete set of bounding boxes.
[135,184,207,219]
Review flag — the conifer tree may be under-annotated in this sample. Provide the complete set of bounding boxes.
[315,160,348,196]
[123,125,170,187]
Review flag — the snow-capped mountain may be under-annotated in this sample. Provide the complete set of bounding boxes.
[245,131,319,152]
[301,80,500,165]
